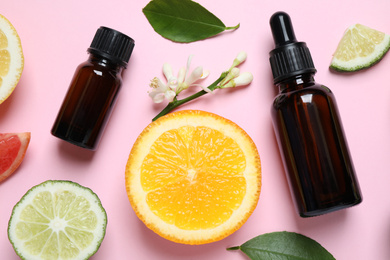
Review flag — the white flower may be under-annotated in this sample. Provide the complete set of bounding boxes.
[148,56,209,103]
[220,72,253,89]
[148,77,176,103]
[175,55,210,93]
[162,63,177,91]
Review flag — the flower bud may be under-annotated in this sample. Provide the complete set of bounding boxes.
[230,51,247,69]
[220,67,240,87]
[221,72,253,88]
[235,51,247,64]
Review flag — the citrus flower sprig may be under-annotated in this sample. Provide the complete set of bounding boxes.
[149,51,253,121]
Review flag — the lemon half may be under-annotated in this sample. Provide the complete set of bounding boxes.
[0,14,24,104]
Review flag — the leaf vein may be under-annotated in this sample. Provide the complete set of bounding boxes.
[144,10,225,29]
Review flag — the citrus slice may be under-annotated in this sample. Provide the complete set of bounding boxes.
[0,14,24,104]
[330,24,390,72]
[8,180,107,260]
[0,132,30,182]
[125,110,262,245]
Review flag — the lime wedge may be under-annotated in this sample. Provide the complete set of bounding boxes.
[8,180,107,260]
[330,24,390,72]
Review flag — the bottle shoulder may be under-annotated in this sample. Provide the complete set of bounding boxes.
[76,59,123,79]
[276,83,333,98]
[272,83,335,109]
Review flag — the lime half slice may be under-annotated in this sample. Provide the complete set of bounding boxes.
[8,180,107,260]
[330,24,390,72]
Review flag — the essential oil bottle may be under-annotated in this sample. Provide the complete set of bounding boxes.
[268,12,362,217]
[51,26,135,150]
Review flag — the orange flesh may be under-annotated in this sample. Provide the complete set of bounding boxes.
[140,126,247,230]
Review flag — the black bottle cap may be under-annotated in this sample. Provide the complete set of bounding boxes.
[269,12,316,84]
[88,26,135,68]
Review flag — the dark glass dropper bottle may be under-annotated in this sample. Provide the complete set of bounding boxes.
[51,27,135,150]
[269,12,362,217]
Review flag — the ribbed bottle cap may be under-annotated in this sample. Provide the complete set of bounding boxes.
[88,26,135,67]
[269,12,316,84]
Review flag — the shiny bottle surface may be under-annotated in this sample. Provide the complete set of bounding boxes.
[271,74,362,217]
[51,55,123,150]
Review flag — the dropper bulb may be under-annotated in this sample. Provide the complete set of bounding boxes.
[270,11,297,48]
[268,11,316,83]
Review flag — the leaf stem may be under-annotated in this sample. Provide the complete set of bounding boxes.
[226,246,241,251]
[225,23,240,30]
[152,72,228,121]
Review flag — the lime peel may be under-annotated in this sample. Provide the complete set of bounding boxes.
[8,180,107,260]
[330,24,390,72]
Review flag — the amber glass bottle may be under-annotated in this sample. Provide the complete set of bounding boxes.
[269,12,362,217]
[51,27,135,150]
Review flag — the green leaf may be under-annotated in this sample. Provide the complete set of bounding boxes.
[142,0,239,43]
[227,231,336,260]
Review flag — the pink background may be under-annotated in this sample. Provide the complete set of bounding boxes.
[1,0,390,259]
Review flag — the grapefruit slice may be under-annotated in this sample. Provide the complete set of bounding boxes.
[0,132,30,182]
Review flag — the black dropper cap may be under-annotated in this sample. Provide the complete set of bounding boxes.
[269,12,316,84]
[88,26,135,68]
